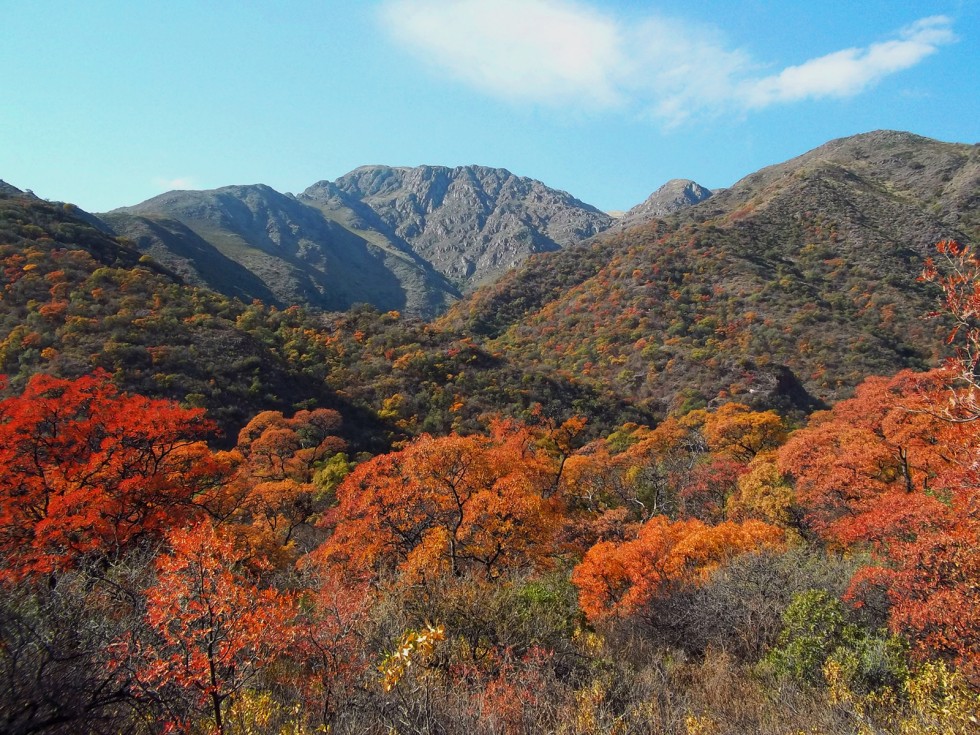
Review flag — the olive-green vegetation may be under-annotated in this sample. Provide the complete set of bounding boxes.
[0,192,647,450]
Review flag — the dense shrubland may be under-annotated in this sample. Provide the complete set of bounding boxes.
[1,194,978,732]
[3,238,979,731]
[0,194,649,453]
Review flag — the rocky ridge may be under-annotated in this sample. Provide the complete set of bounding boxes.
[103,165,639,316]
[303,165,614,288]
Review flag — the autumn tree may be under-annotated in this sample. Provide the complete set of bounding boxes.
[677,455,745,523]
[726,451,797,530]
[128,521,297,734]
[779,366,979,681]
[0,371,223,582]
[316,420,560,584]
[778,369,961,546]
[211,408,346,567]
[920,239,980,417]
[286,566,371,729]
[558,418,698,524]
[571,515,785,621]
[683,403,787,462]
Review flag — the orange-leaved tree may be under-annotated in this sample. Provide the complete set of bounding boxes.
[0,371,223,582]
[316,420,560,583]
[203,408,346,567]
[129,521,297,734]
[571,515,784,621]
[776,241,980,681]
[288,565,372,727]
[725,451,797,530]
[778,369,962,547]
[686,402,788,462]
[780,367,980,681]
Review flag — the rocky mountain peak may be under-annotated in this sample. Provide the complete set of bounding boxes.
[303,164,613,288]
[618,179,713,227]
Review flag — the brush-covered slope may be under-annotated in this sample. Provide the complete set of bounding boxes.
[301,165,613,288]
[448,131,978,415]
[106,184,460,317]
[0,189,390,441]
[1,188,647,447]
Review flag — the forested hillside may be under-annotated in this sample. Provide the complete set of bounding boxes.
[0,188,645,449]
[1,132,978,734]
[451,131,978,413]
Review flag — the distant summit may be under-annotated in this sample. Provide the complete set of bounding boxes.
[618,179,713,227]
[99,165,617,317]
[106,183,459,317]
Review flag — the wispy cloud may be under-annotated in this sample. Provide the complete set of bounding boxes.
[379,1,955,124]
[152,176,197,191]
[742,16,955,108]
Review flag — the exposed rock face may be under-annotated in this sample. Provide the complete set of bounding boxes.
[302,165,614,288]
[104,166,617,315]
[618,178,713,227]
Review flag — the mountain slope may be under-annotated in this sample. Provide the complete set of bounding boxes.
[107,166,617,317]
[447,131,978,415]
[107,184,460,316]
[698,130,980,238]
[0,190,336,435]
[1,187,647,448]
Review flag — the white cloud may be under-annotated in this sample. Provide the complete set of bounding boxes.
[379,1,955,124]
[380,0,625,107]
[742,16,956,108]
[152,176,197,191]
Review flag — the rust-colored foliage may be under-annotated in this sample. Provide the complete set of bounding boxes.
[571,515,784,621]
[215,408,346,566]
[921,239,980,413]
[678,455,745,523]
[134,521,296,734]
[289,566,371,725]
[778,369,960,546]
[780,362,980,681]
[317,420,560,583]
[0,371,221,581]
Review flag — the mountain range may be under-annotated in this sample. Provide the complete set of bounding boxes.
[102,165,615,318]
[2,129,978,443]
[449,130,979,412]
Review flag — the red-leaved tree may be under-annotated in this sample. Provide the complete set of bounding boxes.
[776,241,980,681]
[129,521,296,733]
[0,371,223,582]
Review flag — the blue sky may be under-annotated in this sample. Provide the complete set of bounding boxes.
[2,1,977,213]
